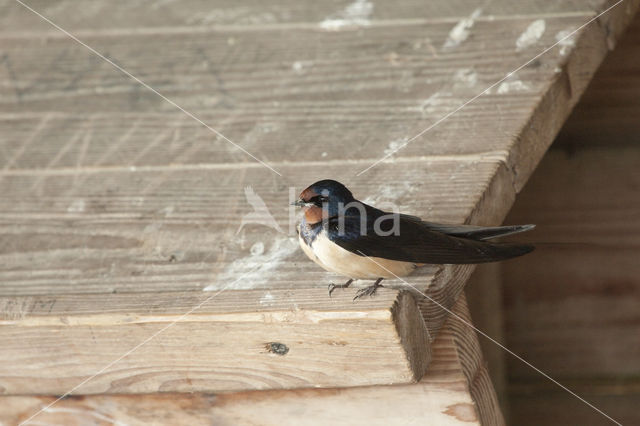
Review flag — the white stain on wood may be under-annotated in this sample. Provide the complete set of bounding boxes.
[67,199,86,213]
[516,19,546,51]
[383,138,408,157]
[555,29,577,56]
[453,68,478,88]
[259,291,275,305]
[415,92,449,117]
[495,73,532,94]
[292,60,312,74]
[319,0,373,31]
[250,241,265,255]
[443,8,482,50]
[497,79,531,94]
[204,237,298,291]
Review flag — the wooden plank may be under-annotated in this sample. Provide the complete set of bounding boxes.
[0,0,608,35]
[0,157,511,395]
[556,11,640,146]
[0,294,505,426]
[466,263,509,420]
[0,12,625,175]
[0,288,431,394]
[0,0,638,397]
[0,160,501,296]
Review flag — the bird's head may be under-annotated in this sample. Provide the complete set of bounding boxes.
[292,180,355,224]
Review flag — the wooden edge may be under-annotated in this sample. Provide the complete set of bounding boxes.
[392,290,432,381]
[0,294,502,426]
[0,288,431,395]
[420,160,517,341]
[465,263,509,418]
[508,0,640,191]
[449,295,506,426]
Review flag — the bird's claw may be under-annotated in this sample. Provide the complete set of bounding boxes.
[328,283,337,298]
[353,283,384,301]
[327,279,354,298]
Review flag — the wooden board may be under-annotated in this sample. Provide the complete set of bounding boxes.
[0,288,432,394]
[465,263,509,419]
[0,0,638,397]
[0,0,619,34]
[556,11,640,147]
[0,295,505,426]
[1,2,636,180]
[0,160,504,296]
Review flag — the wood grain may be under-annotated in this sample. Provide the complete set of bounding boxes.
[556,8,640,147]
[0,295,504,426]
[0,6,634,180]
[0,160,502,296]
[0,288,431,394]
[466,263,509,419]
[0,0,608,35]
[0,0,638,401]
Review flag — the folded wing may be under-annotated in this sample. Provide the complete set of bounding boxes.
[400,214,535,240]
[329,213,534,264]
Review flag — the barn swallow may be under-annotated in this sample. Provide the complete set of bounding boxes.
[293,180,535,300]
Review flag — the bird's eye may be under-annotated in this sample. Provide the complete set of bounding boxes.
[310,195,328,206]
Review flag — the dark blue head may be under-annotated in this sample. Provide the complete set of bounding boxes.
[294,180,356,221]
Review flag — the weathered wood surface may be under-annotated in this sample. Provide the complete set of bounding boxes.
[0,289,431,394]
[0,0,624,33]
[465,263,509,419]
[1,295,505,426]
[556,10,640,147]
[1,0,638,396]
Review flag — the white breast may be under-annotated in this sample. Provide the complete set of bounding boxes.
[298,231,417,279]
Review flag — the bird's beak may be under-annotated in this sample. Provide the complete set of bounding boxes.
[291,199,313,207]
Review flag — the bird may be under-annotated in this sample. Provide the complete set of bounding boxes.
[292,179,535,300]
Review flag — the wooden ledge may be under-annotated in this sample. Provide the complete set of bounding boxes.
[0,289,430,395]
[1,294,502,426]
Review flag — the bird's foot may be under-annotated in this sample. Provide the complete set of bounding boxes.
[353,278,384,301]
[328,279,353,297]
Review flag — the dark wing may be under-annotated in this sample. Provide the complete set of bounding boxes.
[329,214,533,264]
[400,214,535,241]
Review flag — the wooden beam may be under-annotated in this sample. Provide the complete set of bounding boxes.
[556,7,640,147]
[0,0,638,397]
[0,295,504,426]
[466,263,509,419]
[0,289,430,394]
